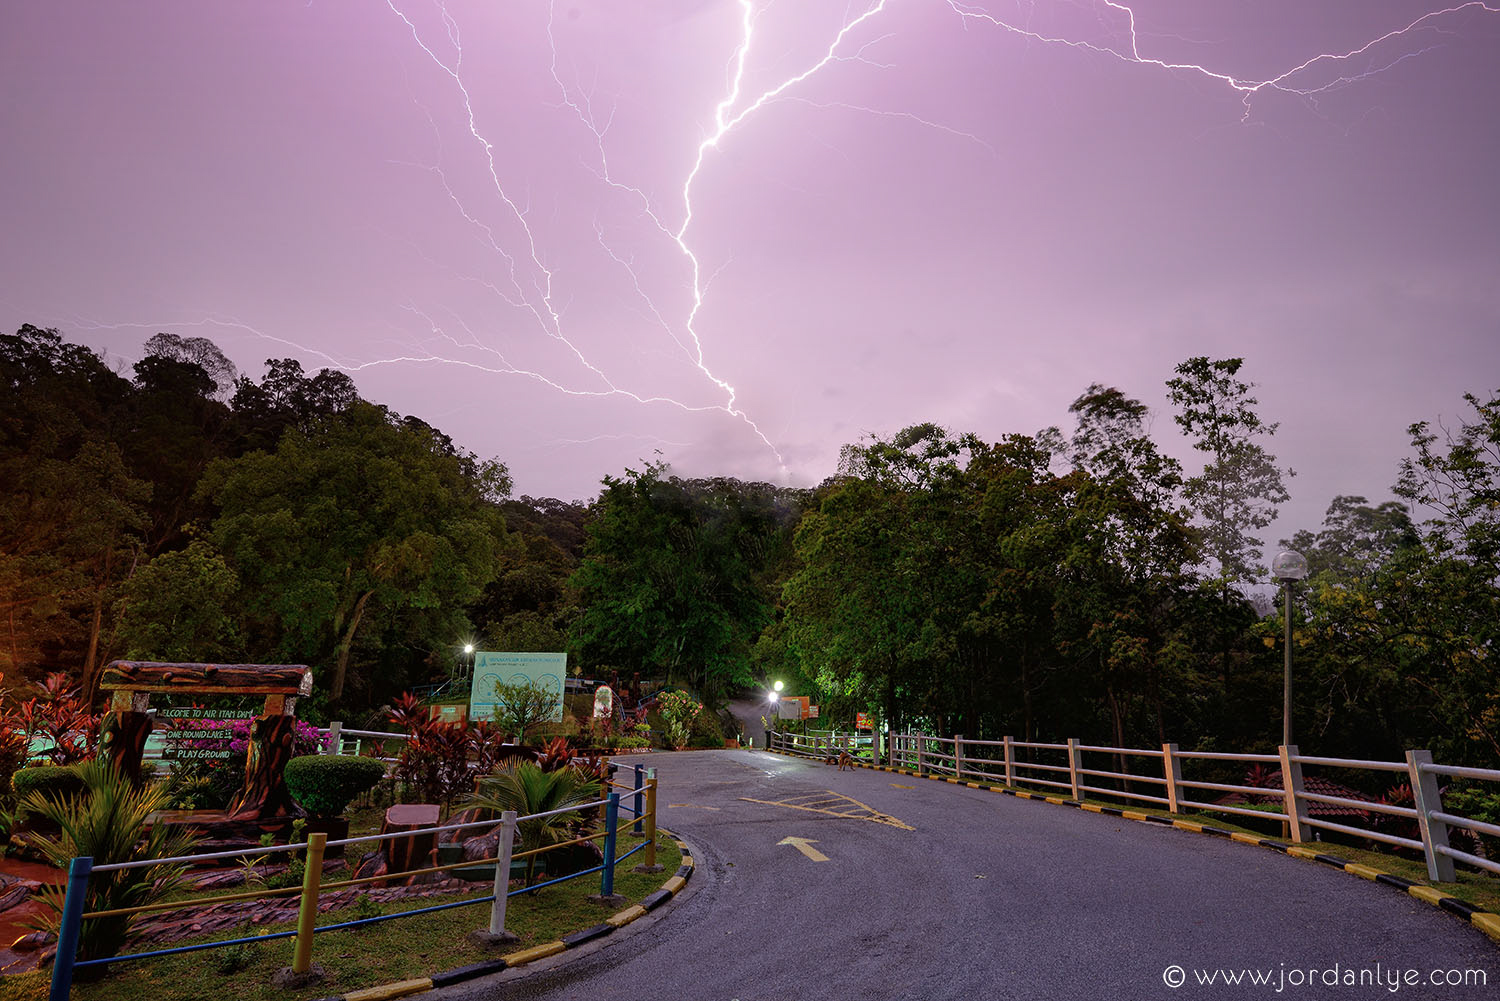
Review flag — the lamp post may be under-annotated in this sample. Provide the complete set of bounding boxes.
[766,680,783,749]
[1272,550,1308,747]
[463,643,475,681]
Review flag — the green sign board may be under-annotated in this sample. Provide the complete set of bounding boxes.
[468,651,566,723]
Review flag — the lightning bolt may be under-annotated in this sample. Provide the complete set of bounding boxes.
[86,2,1492,483]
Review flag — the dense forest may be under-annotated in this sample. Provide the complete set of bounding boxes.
[2,325,1496,766]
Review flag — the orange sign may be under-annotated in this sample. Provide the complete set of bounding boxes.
[856,712,871,730]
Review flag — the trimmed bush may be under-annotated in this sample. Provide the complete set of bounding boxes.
[284,754,387,818]
[12,765,86,806]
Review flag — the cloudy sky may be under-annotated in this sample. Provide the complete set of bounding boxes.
[4,1,1498,547]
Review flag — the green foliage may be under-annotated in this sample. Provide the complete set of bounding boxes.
[490,679,561,745]
[21,761,201,961]
[284,755,386,819]
[211,923,260,974]
[349,893,383,923]
[114,540,242,662]
[656,690,703,748]
[1166,356,1291,587]
[12,765,85,807]
[570,464,803,706]
[198,401,507,706]
[468,761,601,885]
[265,857,306,891]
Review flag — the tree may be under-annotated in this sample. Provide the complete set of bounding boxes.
[1166,357,1292,588]
[198,402,507,705]
[113,540,243,662]
[1,327,144,688]
[569,464,795,706]
[490,678,561,744]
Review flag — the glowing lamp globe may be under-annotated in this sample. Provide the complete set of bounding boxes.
[1272,551,1308,581]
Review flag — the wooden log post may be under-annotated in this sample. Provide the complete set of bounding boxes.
[98,691,154,785]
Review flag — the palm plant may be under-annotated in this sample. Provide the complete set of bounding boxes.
[468,761,601,885]
[23,760,201,963]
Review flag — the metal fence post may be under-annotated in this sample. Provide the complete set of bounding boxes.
[1003,736,1014,787]
[888,731,897,770]
[1406,749,1456,882]
[600,793,620,899]
[916,735,926,777]
[632,764,644,835]
[291,833,327,974]
[1277,745,1310,844]
[1067,738,1083,801]
[48,856,92,1001]
[635,768,661,872]
[954,735,965,780]
[489,811,518,936]
[1162,743,1184,815]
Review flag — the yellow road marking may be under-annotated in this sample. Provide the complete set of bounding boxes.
[741,790,915,830]
[891,783,914,789]
[779,836,830,862]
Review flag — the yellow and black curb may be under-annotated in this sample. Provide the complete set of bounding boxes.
[767,746,1500,946]
[306,831,696,1001]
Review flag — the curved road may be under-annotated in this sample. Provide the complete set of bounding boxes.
[434,750,1495,1000]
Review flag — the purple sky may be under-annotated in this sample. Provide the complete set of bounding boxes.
[4,1,1498,553]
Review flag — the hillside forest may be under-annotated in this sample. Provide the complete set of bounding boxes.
[3,325,1497,768]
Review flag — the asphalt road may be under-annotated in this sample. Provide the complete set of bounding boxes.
[431,750,1496,1000]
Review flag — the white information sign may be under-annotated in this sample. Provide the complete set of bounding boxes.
[468,651,567,723]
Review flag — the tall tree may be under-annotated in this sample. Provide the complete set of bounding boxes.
[570,464,795,706]
[198,402,507,705]
[1166,357,1292,588]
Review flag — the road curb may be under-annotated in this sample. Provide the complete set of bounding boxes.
[305,829,695,1001]
[764,746,1500,946]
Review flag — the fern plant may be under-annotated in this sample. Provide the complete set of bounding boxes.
[22,760,201,963]
[469,761,601,886]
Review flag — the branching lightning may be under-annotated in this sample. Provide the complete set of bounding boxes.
[130,1,1493,479]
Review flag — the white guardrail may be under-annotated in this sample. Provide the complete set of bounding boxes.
[767,727,1499,884]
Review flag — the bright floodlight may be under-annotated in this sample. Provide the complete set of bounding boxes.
[464,643,475,654]
[773,680,784,692]
[1272,551,1309,581]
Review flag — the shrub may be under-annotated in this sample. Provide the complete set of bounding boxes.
[656,690,703,749]
[469,761,601,885]
[12,765,86,807]
[284,755,386,818]
[22,760,200,962]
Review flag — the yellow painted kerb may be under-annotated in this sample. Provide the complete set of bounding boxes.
[607,904,648,928]
[1343,863,1383,881]
[1471,912,1500,942]
[1230,832,1263,846]
[661,875,686,894]
[1286,845,1320,860]
[506,941,568,965]
[1407,885,1451,907]
[344,979,434,1001]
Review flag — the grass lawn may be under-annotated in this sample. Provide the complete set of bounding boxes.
[1,831,681,1001]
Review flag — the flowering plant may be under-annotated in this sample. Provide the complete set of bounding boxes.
[655,690,702,749]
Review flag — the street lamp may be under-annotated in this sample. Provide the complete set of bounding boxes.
[765,680,783,750]
[463,643,475,680]
[1272,550,1308,748]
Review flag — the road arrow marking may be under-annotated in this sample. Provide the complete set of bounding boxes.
[778,836,829,862]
